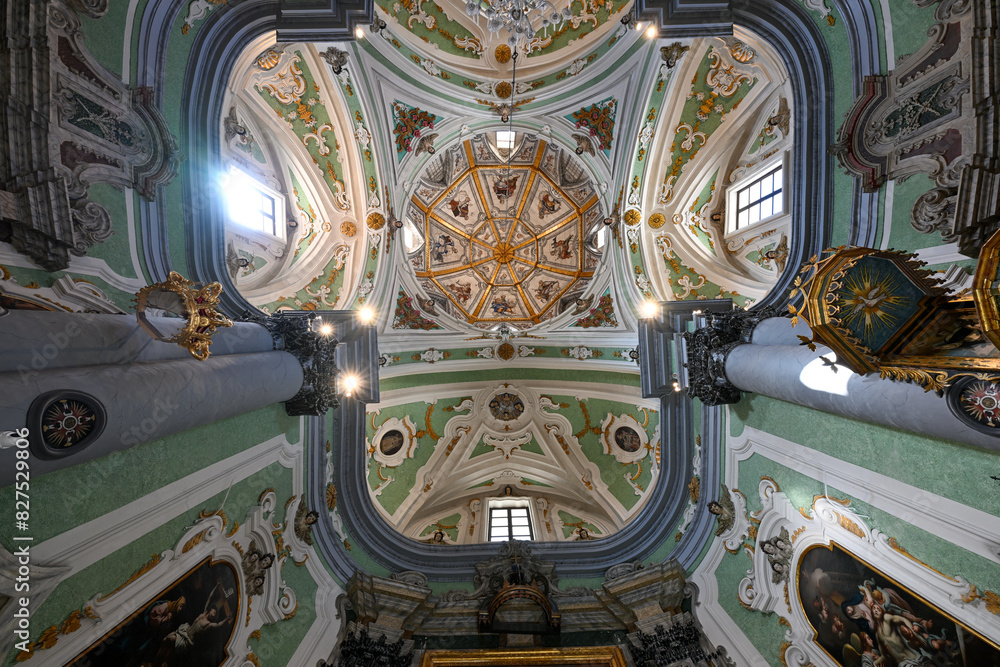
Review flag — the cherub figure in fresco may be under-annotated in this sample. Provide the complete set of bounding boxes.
[448,280,472,304]
[294,502,320,546]
[433,234,457,263]
[871,603,936,667]
[708,485,735,536]
[534,280,559,301]
[538,192,561,218]
[448,191,471,220]
[476,141,492,161]
[493,174,519,202]
[490,295,516,315]
[550,234,574,260]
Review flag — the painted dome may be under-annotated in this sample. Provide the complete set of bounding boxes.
[406,132,604,328]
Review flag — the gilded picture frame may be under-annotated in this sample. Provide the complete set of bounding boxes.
[418,646,629,666]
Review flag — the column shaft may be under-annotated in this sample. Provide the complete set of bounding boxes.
[0,311,274,374]
[724,343,1000,450]
[0,350,303,484]
[749,317,813,346]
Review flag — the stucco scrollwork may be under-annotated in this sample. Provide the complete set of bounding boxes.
[736,478,1000,667]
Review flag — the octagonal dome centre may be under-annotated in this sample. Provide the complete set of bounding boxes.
[407,133,604,327]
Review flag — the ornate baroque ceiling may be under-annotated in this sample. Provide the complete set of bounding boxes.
[408,134,603,326]
[366,381,661,543]
[218,11,797,548]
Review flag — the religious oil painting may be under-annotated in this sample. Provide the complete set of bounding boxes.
[69,558,239,667]
[798,543,1000,667]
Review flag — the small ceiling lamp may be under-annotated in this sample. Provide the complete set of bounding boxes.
[358,305,376,324]
[341,374,360,397]
[640,301,660,318]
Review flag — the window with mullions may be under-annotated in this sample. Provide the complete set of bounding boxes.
[489,506,533,542]
[735,166,783,229]
[227,166,282,238]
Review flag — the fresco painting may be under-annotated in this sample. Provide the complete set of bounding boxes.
[70,558,239,667]
[798,543,1000,667]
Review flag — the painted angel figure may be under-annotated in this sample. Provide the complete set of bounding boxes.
[493,174,519,202]
[538,192,561,218]
[534,280,559,301]
[433,234,456,263]
[550,235,574,260]
[448,191,471,219]
[448,280,472,304]
[490,295,516,315]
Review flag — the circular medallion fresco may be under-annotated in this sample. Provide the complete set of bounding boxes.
[613,426,641,452]
[489,392,525,421]
[380,429,405,456]
[409,134,603,327]
[948,376,1000,434]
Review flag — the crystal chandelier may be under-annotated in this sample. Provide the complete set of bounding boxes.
[465,0,572,50]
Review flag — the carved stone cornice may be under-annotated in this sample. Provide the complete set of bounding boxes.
[242,311,340,416]
[683,306,782,406]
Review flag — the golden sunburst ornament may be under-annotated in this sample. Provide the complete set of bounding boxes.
[835,264,907,340]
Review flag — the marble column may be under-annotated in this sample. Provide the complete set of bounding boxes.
[748,316,811,346]
[0,311,340,485]
[0,311,274,373]
[0,350,303,484]
[723,342,1000,450]
[684,310,1000,450]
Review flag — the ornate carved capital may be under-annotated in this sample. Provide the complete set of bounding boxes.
[243,311,341,416]
[683,307,782,406]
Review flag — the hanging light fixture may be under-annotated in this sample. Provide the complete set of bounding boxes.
[465,0,572,51]
[497,50,519,230]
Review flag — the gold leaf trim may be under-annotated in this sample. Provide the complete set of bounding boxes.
[425,403,439,440]
[887,537,959,582]
[99,553,161,600]
[182,529,208,553]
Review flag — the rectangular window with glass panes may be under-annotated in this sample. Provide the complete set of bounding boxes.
[734,165,783,230]
[488,507,533,541]
[227,166,283,239]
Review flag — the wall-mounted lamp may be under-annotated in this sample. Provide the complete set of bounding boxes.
[341,374,360,397]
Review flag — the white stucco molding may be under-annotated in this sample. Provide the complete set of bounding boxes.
[738,482,1000,666]
[728,425,1000,564]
